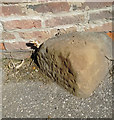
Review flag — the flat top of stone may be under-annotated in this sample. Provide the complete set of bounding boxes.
[43,32,112,58]
[45,32,112,44]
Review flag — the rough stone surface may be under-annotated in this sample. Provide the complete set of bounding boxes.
[37,32,112,98]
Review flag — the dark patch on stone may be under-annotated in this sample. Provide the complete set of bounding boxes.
[73,87,75,92]
[46,47,48,53]
[68,68,73,76]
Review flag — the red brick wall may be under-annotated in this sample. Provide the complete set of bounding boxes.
[0,1,113,59]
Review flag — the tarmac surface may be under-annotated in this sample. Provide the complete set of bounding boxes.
[2,58,113,118]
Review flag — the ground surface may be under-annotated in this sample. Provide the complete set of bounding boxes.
[2,58,112,118]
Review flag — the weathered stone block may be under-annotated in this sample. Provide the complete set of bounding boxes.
[37,32,112,98]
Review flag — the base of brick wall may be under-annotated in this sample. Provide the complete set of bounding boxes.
[0,31,113,60]
[2,50,32,60]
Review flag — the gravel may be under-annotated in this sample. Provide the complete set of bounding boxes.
[2,58,112,118]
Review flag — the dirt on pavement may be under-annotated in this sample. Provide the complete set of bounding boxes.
[2,58,51,85]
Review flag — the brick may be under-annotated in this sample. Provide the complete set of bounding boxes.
[0,43,5,50]
[3,20,41,30]
[45,15,84,27]
[112,32,114,41]
[0,6,2,16]
[1,6,25,16]
[80,2,112,10]
[85,22,112,32]
[19,32,35,39]
[89,11,112,21]
[4,42,30,51]
[19,31,50,41]
[33,20,42,28]
[27,2,70,13]
[2,32,15,40]
[0,0,27,3]
[106,32,114,40]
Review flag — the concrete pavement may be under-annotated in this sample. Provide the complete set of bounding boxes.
[2,72,112,118]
